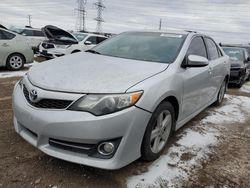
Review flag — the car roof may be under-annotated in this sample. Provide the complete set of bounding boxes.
[73,32,107,38]
[16,27,42,31]
[124,29,192,35]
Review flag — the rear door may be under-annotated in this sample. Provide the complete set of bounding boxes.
[204,37,226,98]
[181,36,212,118]
[0,29,15,65]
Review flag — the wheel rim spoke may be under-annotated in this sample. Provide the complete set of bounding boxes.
[150,128,160,141]
[150,110,172,153]
[152,136,161,153]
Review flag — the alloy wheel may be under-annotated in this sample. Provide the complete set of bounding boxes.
[150,110,172,153]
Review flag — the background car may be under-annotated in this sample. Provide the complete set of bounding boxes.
[222,47,250,87]
[0,28,34,70]
[10,26,45,52]
[38,25,107,59]
[13,30,230,169]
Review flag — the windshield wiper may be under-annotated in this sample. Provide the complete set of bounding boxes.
[86,49,101,54]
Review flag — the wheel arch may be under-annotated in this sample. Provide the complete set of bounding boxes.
[71,49,81,54]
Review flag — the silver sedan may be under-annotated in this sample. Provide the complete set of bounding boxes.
[12,31,230,169]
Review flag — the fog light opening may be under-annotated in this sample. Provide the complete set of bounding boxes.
[97,142,115,156]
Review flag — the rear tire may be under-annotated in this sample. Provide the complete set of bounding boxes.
[6,53,25,71]
[141,101,175,161]
[214,80,226,106]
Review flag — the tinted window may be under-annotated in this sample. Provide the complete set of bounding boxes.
[86,36,97,44]
[0,30,16,40]
[205,38,219,60]
[33,30,44,37]
[187,37,207,58]
[97,37,107,44]
[93,32,186,64]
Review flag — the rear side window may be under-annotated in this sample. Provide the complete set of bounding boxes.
[0,30,16,40]
[33,30,44,37]
[205,38,219,60]
[21,29,34,36]
[187,36,207,58]
[97,37,107,44]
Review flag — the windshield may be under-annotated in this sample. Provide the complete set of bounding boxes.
[223,48,244,61]
[92,32,186,64]
[74,33,87,41]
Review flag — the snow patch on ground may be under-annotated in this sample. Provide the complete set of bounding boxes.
[0,61,38,78]
[127,94,250,188]
[202,95,250,124]
[240,82,250,93]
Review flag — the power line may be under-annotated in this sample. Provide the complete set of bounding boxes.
[75,0,87,32]
[94,0,105,33]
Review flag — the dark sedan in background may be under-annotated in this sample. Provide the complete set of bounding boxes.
[222,47,250,88]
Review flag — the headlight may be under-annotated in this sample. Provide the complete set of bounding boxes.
[68,91,143,116]
[55,45,71,49]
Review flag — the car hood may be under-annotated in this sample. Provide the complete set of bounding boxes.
[28,53,168,93]
[42,25,78,44]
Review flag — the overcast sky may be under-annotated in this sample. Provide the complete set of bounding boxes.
[0,0,249,43]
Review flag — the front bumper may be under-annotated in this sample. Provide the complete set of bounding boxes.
[12,81,151,169]
[38,46,66,59]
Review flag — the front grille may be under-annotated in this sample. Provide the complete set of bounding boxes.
[41,42,55,49]
[49,138,95,154]
[23,85,73,109]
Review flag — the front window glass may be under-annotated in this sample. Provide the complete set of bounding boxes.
[223,48,244,61]
[92,32,186,64]
[187,37,207,58]
[74,33,87,41]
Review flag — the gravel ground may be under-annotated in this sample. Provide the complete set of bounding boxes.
[0,71,249,188]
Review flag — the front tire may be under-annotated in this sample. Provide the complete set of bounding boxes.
[6,53,25,71]
[141,101,175,161]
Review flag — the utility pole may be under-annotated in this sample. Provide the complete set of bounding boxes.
[94,0,105,34]
[159,18,162,30]
[28,15,32,27]
[75,0,87,32]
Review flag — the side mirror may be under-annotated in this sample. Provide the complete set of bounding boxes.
[184,55,209,68]
[84,41,92,45]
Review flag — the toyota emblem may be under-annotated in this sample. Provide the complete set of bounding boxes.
[29,89,38,102]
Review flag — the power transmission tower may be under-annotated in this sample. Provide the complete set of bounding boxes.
[75,0,87,32]
[28,15,32,27]
[159,18,162,30]
[94,0,105,33]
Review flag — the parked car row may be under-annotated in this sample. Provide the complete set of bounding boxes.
[222,45,250,88]
[0,25,108,70]
[38,25,107,59]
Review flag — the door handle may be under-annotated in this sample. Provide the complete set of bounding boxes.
[1,43,9,47]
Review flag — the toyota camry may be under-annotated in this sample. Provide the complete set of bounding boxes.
[12,30,230,169]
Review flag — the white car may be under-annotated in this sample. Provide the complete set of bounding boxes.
[0,27,34,70]
[10,27,45,50]
[38,25,107,59]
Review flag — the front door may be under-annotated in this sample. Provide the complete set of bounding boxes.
[181,36,213,119]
